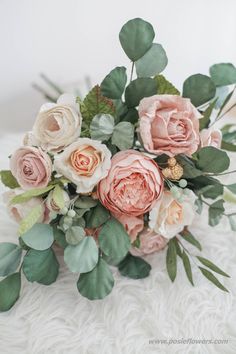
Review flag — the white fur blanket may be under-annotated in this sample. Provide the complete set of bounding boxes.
[0,133,236,354]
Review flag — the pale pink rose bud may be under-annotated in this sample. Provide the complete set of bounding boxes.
[130,228,168,256]
[200,128,222,148]
[112,212,144,242]
[10,146,52,190]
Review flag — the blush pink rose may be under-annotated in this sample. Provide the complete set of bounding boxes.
[10,146,52,190]
[98,150,163,216]
[138,95,201,157]
[200,128,222,148]
[112,212,144,242]
[3,189,49,224]
[130,228,168,256]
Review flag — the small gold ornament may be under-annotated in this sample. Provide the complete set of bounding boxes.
[167,157,177,167]
[162,167,172,178]
[170,163,184,180]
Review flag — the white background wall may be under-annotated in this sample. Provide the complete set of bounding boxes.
[0,0,236,132]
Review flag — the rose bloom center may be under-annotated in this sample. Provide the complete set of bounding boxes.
[70,145,101,176]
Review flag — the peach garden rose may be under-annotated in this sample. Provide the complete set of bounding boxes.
[54,138,111,193]
[98,150,163,216]
[10,146,52,190]
[149,190,196,239]
[31,93,82,152]
[138,94,201,157]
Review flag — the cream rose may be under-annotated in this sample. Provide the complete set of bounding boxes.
[10,146,52,190]
[138,95,201,156]
[32,93,82,152]
[130,228,168,256]
[200,128,222,148]
[149,190,196,239]
[3,189,49,224]
[54,138,111,193]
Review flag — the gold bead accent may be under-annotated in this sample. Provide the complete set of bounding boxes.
[170,164,184,180]
[167,157,177,167]
[162,167,172,178]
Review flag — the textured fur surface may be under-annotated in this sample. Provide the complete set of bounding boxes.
[0,133,236,354]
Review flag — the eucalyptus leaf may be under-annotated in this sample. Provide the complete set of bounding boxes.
[229,215,236,231]
[199,98,218,130]
[18,204,44,236]
[0,273,21,312]
[84,203,110,228]
[74,196,98,209]
[112,122,134,150]
[166,239,177,282]
[135,43,168,77]
[65,226,85,245]
[197,256,229,277]
[182,250,194,286]
[23,248,59,285]
[0,243,22,277]
[200,184,224,199]
[77,257,114,300]
[198,267,229,292]
[208,199,225,226]
[0,170,19,189]
[210,63,236,86]
[21,223,54,250]
[53,227,68,249]
[119,18,155,61]
[101,66,127,99]
[90,114,115,141]
[125,78,157,107]
[64,236,98,273]
[226,184,236,194]
[195,199,203,215]
[176,155,202,179]
[183,74,216,107]
[118,253,151,279]
[196,147,230,173]
[99,217,131,260]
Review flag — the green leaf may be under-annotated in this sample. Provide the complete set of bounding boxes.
[111,122,134,150]
[155,75,180,95]
[18,204,43,236]
[11,185,54,204]
[65,226,85,245]
[99,218,131,261]
[119,18,155,61]
[52,185,65,210]
[210,63,236,87]
[173,237,182,258]
[118,253,151,279]
[84,203,110,228]
[135,43,168,77]
[23,248,59,285]
[208,199,225,226]
[200,184,224,199]
[195,199,203,214]
[196,146,230,173]
[197,256,229,277]
[199,98,218,130]
[227,184,236,194]
[101,66,127,99]
[77,257,114,300]
[53,227,68,249]
[198,267,229,292]
[78,85,115,122]
[183,74,216,107]
[74,196,98,209]
[125,78,157,107]
[0,243,22,277]
[90,113,115,141]
[180,230,202,251]
[221,141,236,152]
[21,223,54,250]
[182,250,194,286]
[64,236,98,273]
[0,273,21,312]
[229,215,236,231]
[0,170,19,189]
[166,239,177,282]
[120,107,139,124]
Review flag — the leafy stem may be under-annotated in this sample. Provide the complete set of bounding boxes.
[130,62,134,82]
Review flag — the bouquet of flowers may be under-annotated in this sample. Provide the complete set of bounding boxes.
[1,18,236,312]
